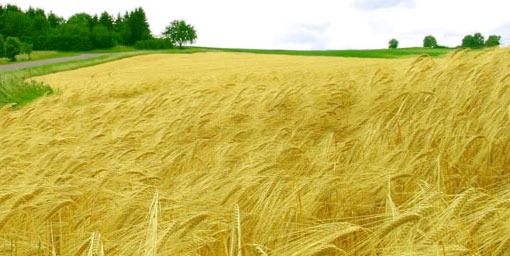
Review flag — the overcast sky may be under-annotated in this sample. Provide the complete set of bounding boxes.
[4,0,510,50]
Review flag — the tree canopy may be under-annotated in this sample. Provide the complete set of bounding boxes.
[163,20,197,48]
[423,35,438,48]
[388,39,399,49]
[485,35,501,47]
[5,36,21,61]
[461,33,485,49]
[0,4,154,51]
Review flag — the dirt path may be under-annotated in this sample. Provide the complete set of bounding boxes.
[0,53,115,72]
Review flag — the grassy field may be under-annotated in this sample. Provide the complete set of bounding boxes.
[0,48,507,255]
[196,46,455,58]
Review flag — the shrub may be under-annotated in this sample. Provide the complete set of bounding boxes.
[134,38,173,49]
[5,37,21,61]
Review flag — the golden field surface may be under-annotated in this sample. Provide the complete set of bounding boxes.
[0,50,509,255]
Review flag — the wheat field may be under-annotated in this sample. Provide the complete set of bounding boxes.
[0,49,509,255]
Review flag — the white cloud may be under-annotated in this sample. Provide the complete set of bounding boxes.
[353,0,414,10]
[3,0,510,49]
[277,23,331,50]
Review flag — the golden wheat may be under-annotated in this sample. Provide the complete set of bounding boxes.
[0,49,508,255]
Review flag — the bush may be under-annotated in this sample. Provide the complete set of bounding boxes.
[134,38,173,49]
[5,37,21,61]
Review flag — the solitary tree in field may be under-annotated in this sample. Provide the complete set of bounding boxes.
[21,42,33,59]
[388,39,399,49]
[5,37,21,61]
[163,20,197,48]
[423,35,438,48]
[485,35,501,47]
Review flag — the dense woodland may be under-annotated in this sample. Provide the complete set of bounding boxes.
[0,4,152,51]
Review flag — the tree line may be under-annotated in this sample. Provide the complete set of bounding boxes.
[388,33,502,49]
[0,4,197,60]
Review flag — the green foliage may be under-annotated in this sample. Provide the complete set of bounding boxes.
[99,12,114,30]
[134,38,173,49]
[485,35,501,47]
[423,35,438,48]
[67,13,93,27]
[2,11,31,38]
[20,42,33,59]
[388,39,399,49]
[5,37,21,61]
[91,25,114,49]
[47,24,93,51]
[48,12,64,28]
[0,34,4,58]
[0,78,53,108]
[461,33,485,49]
[0,4,154,50]
[163,20,197,48]
[124,8,151,45]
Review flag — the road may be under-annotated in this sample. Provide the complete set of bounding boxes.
[0,53,113,72]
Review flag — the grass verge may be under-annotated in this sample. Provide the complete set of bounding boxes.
[0,52,146,108]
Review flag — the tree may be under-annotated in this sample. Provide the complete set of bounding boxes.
[5,37,21,61]
[67,13,93,27]
[124,8,151,45]
[99,12,114,30]
[1,11,31,38]
[485,35,501,47]
[163,20,197,48]
[462,33,485,49]
[423,35,438,48]
[0,34,4,58]
[91,25,114,48]
[48,12,64,28]
[388,38,399,49]
[21,42,33,59]
[47,24,93,51]
[461,35,474,48]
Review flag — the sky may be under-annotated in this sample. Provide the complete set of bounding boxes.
[4,0,510,50]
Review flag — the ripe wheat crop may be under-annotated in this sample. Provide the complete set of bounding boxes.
[0,49,508,255]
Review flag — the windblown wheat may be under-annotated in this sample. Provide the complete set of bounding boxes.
[0,50,508,255]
